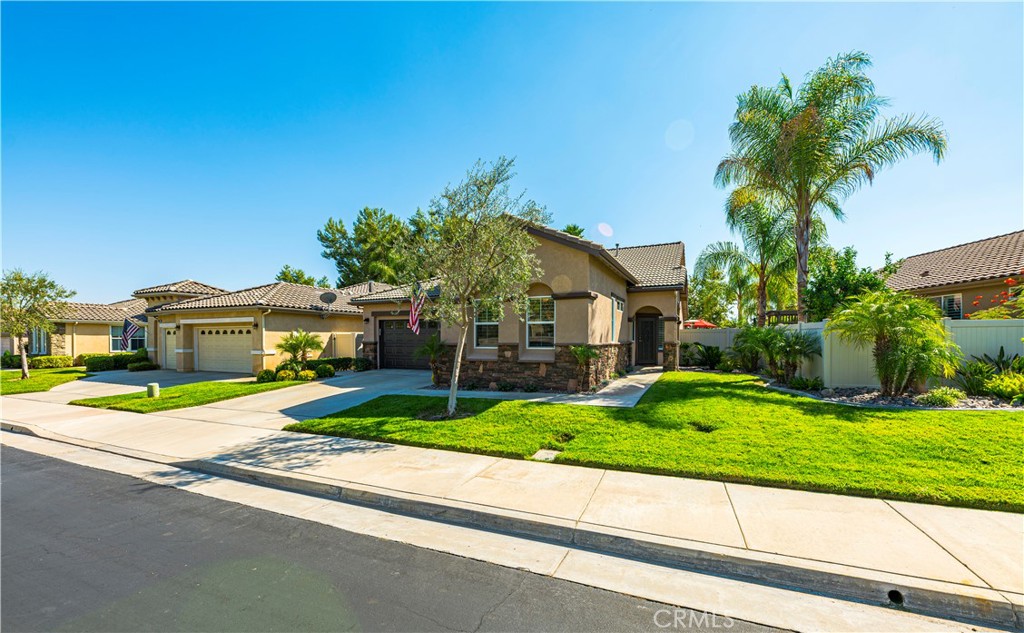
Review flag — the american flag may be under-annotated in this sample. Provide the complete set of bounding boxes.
[407,285,427,335]
[121,318,140,351]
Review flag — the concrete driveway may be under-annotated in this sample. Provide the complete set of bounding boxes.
[159,369,433,429]
[9,370,249,405]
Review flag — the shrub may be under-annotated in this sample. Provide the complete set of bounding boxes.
[337,357,353,371]
[729,327,763,373]
[914,386,966,408]
[973,347,1022,373]
[522,382,539,393]
[85,356,114,372]
[353,357,371,372]
[678,342,693,366]
[275,329,324,369]
[1,351,19,368]
[826,290,961,396]
[84,353,138,372]
[715,358,735,372]
[984,372,1024,401]
[275,369,296,381]
[127,361,160,372]
[276,360,302,374]
[76,353,107,367]
[693,343,722,369]
[788,376,824,391]
[497,380,515,392]
[28,355,74,369]
[256,369,276,383]
[315,364,336,378]
[953,361,995,396]
[297,370,316,382]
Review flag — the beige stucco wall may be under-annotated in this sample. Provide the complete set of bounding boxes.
[64,323,119,357]
[262,312,363,369]
[588,256,629,344]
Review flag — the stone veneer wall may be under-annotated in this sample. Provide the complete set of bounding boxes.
[362,341,378,369]
[435,342,631,393]
[662,341,679,372]
[48,324,69,356]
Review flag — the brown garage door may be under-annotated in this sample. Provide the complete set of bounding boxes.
[379,319,439,369]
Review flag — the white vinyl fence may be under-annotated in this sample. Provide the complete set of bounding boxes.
[679,319,1024,389]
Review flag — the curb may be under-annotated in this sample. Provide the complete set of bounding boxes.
[3,421,1020,631]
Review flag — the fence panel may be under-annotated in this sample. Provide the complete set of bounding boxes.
[947,320,1024,360]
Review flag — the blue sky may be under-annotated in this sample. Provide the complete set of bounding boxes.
[3,2,1022,303]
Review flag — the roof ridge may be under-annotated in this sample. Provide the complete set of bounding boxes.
[897,230,1024,261]
[614,241,684,250]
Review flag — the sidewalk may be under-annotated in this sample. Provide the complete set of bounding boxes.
[2,394,1022,630]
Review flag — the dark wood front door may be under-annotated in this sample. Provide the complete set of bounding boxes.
[636,316,658,366]
[379,319,439,369]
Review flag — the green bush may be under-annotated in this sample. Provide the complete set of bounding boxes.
[1,351,19,368]
[788,376,824,391]
[715,358,735,372]
[353,357,371,372]
[953,360,995,396]
[28,355,74,369]
[76,353,108,367]
[306,357,353,372]
[275,369,296,381]
[337,357,354,371]
[972,347,1021,373]
[315,364,336,378]
[276,360,302,374]
[256,369,276,383]
[85,356,114,372]
[914,386,966,408]
[297,370,316,382]
[984,372,1024,401]
[693,343,722,369]
[127,361,160,372]
[84,353,139,372]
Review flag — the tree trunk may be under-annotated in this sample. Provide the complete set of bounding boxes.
[756,273,768,327]
[19,333,30,380]
[794,205,812,323]
[446,326,469,416]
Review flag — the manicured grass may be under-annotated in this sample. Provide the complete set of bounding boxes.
[285,371,1024,512]
[71,380,303,413]
[1,367,90,395]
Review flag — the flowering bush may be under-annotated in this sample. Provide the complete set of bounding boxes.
[275,369,296,382]
[914,387,965,408]
[964,272,1023,319]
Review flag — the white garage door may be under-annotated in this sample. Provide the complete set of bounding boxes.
[163,329,177,369]
[196,327,252,373]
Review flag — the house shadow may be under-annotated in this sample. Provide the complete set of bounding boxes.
[202,432,398,472]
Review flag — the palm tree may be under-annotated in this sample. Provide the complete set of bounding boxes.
[715,51,947,321]
[695,243,755,326]
[562,224,586,238]
[275,329,324,369]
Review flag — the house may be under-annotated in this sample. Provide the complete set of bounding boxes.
[886,230,1024,319]
[145,280,389,374]
[352,224,687,391]
[1,298,149,359]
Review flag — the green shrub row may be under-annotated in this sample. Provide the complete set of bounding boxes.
[305,357,354,371]
[127,361,160,372]
[84,350,148,372]
[1,351,20,368]
[29,355,75,369]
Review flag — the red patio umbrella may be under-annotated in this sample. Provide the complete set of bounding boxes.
[683,319,717,329]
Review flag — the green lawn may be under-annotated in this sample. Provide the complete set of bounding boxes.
[1,367,90,395]
[285,371,1024,512]
[71,380,302,413]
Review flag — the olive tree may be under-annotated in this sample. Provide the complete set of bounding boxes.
[1,269,75,379]
[406,157,548,416]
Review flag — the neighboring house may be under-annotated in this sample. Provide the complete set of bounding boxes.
[146,280,389,374]
[886,230,1024,319]
[352,224,687,391]
[1,298,149,359]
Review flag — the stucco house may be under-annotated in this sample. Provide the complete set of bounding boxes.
[1,298,150,359]
[352,224,688,391]
[145,280,388,374]
[886,230,1024,319]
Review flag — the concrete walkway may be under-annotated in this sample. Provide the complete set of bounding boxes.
[1,394,1021,629]
[12,369,249,405]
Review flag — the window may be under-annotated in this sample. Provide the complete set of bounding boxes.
[932,294,962,319]
[110,324,147,352]
[29,328,48,355]
[474,302,500,349]
[526,297,555,348]
[657,319,665,351]
[611,296,625,342]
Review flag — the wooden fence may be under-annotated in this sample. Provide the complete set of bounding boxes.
[679,319,1024,388]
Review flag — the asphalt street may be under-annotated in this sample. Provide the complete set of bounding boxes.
[1,446,778,633]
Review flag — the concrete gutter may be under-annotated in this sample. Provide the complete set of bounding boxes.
[2,420,1020,631]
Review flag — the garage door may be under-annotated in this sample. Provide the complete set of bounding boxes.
[163,329,177,369]
[196,327,252,373]
[379,319,438,369]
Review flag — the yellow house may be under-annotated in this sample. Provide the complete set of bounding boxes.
[352,224,687,391]
[3,298,150,360]
[886,230,1024,318]
[147,280,387,374]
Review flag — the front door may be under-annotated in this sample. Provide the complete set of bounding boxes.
[636,316,658,366]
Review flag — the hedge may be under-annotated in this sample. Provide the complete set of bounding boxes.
[84,350,148,372]
[2,352,21,369]
[29,355,74,369]
[353,357,371,372]
[127,361,160,372]
[306,357,355,371]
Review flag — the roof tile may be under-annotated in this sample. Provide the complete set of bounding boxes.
[153,281,389,315]
[886,231,1024,292]
[133,280,226,296]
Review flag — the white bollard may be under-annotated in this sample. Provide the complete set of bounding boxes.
[147,383,160,398]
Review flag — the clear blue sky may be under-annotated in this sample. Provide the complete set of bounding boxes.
[3,2,1022,303]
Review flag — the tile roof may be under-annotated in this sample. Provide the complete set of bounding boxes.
[524,223,640,284]
[152,281,385,315]
[351,280,441,304]
[886,230,1024,292]
[53,298,149,323]
[133,279,227,296]
[611,242,687,289]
